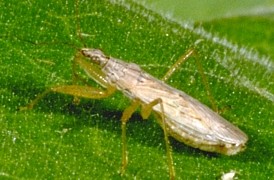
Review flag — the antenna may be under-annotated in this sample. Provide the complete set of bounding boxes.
[75,0,86,48]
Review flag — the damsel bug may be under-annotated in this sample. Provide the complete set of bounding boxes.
[22,48,248,179]
[21,1,248,179]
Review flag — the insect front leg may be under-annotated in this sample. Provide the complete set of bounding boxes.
[20,47,116,110]
[120,98,175,179]
[20,50,116,110]
[20,84,116,110]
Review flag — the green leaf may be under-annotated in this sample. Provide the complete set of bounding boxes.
[1,0,273,179]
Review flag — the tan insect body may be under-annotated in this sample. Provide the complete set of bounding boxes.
[81,48,248,155]
[23,47,248,179]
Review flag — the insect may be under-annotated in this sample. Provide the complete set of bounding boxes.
[22,47,248,179]
[20,1,247,179]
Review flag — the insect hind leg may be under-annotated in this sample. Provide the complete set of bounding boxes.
[162,48,218,112]
[161,48,195,82]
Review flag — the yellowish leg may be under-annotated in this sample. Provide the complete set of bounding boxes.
[120,98,175,179]
[20,85,116,110]
[162,49,195,82]
[20,51,116,110]
[193,57,218,112]
[120,100,140,174]
[162,48,217,112]
[73,51,110,88]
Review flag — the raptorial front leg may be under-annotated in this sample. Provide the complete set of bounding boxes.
[20,85,116,110]
[21,49,117,111]
[120,98,175,179]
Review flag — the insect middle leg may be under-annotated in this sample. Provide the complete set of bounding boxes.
[120,98,175,179]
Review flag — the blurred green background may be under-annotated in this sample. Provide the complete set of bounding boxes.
[134,0,274,21]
